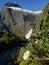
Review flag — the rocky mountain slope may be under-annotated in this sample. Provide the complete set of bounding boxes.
[35,3,49,33]
[0,2,49,65]
[0,2,42,35]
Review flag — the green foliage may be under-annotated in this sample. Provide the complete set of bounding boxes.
[18,47,26,61]
[0,30,26,51]
[38,10,49,42]
[9,10,49,65]
[19,58,42,65]
[0,5,49,65]
[1,35,9,43]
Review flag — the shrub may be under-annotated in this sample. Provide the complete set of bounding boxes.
[19,58,42,65]
[18,47,26,61]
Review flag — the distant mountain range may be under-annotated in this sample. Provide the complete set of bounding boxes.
[0,2,49,35]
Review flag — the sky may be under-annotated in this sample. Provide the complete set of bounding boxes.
[0,0,49,11]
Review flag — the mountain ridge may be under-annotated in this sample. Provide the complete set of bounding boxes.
[0,2,49,36]
[1,3,42,34]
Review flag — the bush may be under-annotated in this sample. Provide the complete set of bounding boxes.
[18,47,26,61]
[19,58,42,65]
[0,31,26,51]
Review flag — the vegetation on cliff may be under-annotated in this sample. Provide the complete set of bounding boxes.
[0,3,49,65]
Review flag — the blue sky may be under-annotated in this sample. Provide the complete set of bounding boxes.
[0,0,49,11]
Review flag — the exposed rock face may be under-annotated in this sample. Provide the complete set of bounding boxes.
[0,2,43,35]
[5,2,21,8]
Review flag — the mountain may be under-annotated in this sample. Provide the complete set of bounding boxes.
[0,2,43,36]
[0,2,49,65]
[5,2,21,8]
[35,3,49,33]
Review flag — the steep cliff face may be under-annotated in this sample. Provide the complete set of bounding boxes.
[0,2,43,35]
[35,3,49,33]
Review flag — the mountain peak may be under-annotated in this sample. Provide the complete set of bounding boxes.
[0,2,43,34]
[43,3,49,14]
[45,2,49,8]
[47,2,49,6]
[5,2,21,8]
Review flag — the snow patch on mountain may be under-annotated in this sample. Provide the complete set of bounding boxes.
[8,7,43,15]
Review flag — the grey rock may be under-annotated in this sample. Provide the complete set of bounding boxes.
[0,2,42,35]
